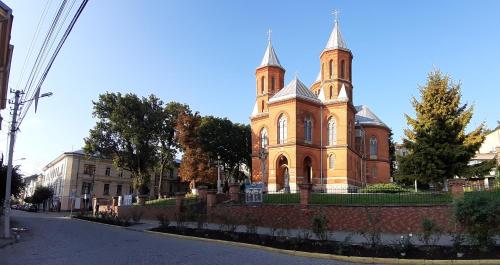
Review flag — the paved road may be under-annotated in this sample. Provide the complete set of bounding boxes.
[0,210,364,265]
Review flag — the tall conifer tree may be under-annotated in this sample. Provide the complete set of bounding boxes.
[399,71,484,185]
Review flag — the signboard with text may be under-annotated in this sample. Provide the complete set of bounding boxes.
[245,183,264,204]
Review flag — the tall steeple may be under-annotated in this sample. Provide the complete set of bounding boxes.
[253,29,286,115]
[259,29,283,69]
[324,9,348,51]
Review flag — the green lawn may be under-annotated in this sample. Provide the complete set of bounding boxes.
[263,192,452,205]
[145,196,200,206]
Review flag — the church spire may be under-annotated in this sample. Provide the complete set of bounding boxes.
[324,9,348,51]
[259,29,282,68]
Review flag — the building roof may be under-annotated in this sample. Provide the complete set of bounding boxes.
[258,39,282,69]
[269,77,321,104]
[355,105,389,128]
[324,18,348,51]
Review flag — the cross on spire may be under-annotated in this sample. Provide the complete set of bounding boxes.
[267,28,272,43]
[333,9,339,23]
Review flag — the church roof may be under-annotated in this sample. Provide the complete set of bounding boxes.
[355,105,389,128]
[269,77,321,104]
[324,18,348,51]
[259,39,282,69]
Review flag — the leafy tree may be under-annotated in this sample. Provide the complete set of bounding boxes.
[388,131,396,177]
[197,116,251,182]
[460,159,497,179]
[176,111,217,185]
[31,186,54,205]
[0,164,25,204]
[399,71,484,186]
[84,93,166,195]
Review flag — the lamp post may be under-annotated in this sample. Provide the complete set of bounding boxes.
[3,90,52,238]
[217,155,222,194]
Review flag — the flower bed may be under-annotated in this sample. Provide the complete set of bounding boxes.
[151,226,500,260]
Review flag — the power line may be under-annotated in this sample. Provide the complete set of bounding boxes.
[17,0,89,129]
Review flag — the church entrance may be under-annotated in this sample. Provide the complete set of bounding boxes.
[276,155,289,192]
[303,156,312,184]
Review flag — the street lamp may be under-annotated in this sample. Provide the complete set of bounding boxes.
[217,155,222,194]
[3,90,53,239]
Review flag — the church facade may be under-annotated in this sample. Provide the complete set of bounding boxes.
[250,16,391,192]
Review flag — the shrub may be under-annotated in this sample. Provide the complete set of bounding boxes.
[397,233,414,256]
[156,214,170,229]
[129,207,143,223]
[275,214,293,237]
[311,213,329,241]
[242,213,260,234]
[360,183,409,193]
[360,207,383,247]
[454,191,500,250]
[418,218,442,246]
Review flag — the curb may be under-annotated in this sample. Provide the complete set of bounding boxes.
[71,218,500,265]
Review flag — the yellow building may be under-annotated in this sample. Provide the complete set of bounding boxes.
[250,16,391,192]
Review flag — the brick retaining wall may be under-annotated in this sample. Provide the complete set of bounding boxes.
[117,203,453,234]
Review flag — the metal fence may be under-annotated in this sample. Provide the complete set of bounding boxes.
[262,187,453,205]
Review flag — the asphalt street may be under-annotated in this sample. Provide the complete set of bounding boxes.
[0,210,365,265]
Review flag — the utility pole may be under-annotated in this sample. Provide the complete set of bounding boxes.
[3,90,21,239]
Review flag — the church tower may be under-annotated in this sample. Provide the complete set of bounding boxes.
[253,30,285,114]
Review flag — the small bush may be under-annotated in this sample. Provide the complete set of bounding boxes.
[156,214,170,229]
[311,213,329,241]
[360,183,410,193]
[360,207,382,247]
[130,207,143,223]
[418,218,442,246]
[454,191,500,250]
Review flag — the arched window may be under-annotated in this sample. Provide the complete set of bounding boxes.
[328,154,335,170]
[261,100,264,112]
[278,114,287,144]
[329,86,333,99]
[261,76,265,94]
[304,116,312,143]
[370,136,378,158]
[340,60,345,79]
[260,128,268,149]
[329,59,333,78]
[327,117,336,145]
[271,76,275,92]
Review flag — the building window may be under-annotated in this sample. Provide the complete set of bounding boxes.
[116,184,122,196]
[371,167,377,178]
[277,114,287,144]
[261,100,264,112]
[83,164,95,175]
[103,184,110,195]
[370,136,378,158]
[328,154,335,170]
[341,60,345,79]
[260,128,268,149]
[327,117,337,145]
[261,76,265,94]
[82,182,91,195]
[119,170,123,178]
[328,59,333,78]
[129,186,133,194]
[329,86,333,99]
[304,116,312,143]
[271,76,275,92]
[105,167,111,176]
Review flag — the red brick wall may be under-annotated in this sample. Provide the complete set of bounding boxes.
[117,204,454,234]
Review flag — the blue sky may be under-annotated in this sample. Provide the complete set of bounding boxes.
[2,0,499,175]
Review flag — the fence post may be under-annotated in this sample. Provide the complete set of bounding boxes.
[175,192,185,213]
[298,183,313,206]
[448,179,465,198]
[229,183,240,202]
[207,190,217,208]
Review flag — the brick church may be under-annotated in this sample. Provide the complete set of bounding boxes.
[250,15,391,192]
